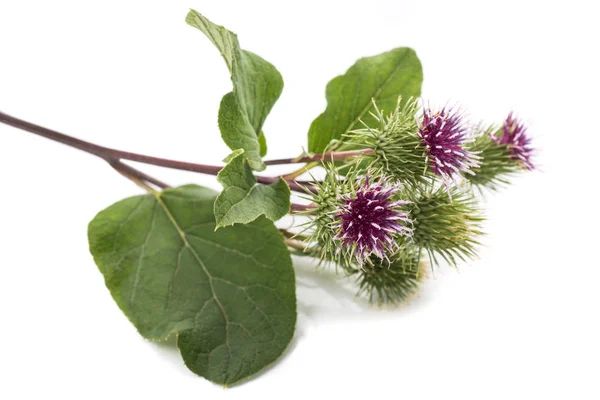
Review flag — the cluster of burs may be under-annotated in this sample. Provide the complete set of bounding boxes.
[298,100,534,306]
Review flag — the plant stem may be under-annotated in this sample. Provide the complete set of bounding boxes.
[294,179,323,185]
[0,111,222,173]
[108,159,170,190]
[284,238,308,251]
[0,110,314,193]
[256,175,314,194]
[279,229,310,241]
[290,203,317,213]
[264,148,375,166]
[281,161,319,180]
[112,163,158,193]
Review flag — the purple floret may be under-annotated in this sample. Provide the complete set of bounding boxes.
[418,107,479,181]
[494,112,534,170]
[334,176,412,265]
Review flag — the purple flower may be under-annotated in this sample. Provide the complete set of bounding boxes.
[494,113,534,170]
[334,176,412,265]
[418,107,480,181]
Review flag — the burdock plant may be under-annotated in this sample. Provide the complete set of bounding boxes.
[467,113,535,190]
[0,9,536,386]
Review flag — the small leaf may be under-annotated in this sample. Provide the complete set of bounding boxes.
[308,48,423,153]
[88,185,296,385]
[218,93,264,171]
[215,150,290,228]
[187,10,283,171]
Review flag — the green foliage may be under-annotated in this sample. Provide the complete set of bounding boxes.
[467,132,521,190]
[0,6,539,388]
[348,250,427,306]
[88,185,296,385]
[186,10,283,171]
[346,98,428,186]
[307,48,423,153]
[215,150,290,228]
[406,185,484,266]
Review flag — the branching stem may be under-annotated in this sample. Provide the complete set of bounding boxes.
[0,111,315,193]
[108,160,170,190]
[264,148,374,165]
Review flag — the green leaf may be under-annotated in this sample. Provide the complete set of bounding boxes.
[258,130,268,157]
[215,150,290,228]
[187,10,283,171]
[307,48,423,153]
[88,185,296,385]
[217,93,265,171]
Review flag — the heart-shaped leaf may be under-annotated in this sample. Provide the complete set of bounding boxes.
[88,185,296,385]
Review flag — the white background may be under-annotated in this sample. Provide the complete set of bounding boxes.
[1,1,599,399]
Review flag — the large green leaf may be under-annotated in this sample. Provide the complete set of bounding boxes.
[307,48,423,153]
[214,149,290,228]
[186,10,283,171]
[88,185,296,385]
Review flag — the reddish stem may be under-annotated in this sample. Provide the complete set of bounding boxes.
[109,160,170,189]
[290,203,317,212]
[0,111,222,175]
[0,110,314,193]
[264,148,375,165]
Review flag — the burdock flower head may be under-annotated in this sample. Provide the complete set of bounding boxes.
[303,166,413,267]
[333,175,412,265]
[418,106,480,182]
[494,112,534,170]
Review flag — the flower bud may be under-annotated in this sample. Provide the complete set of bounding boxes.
[467,114,535,190]
[405,185,484,266]
[494,112,535,170]
[345,98,427,186]
[349,249,427,306]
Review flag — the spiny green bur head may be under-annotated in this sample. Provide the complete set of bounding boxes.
[350,251,427,306]
[303,166,354,267]
[346,98,427,187]
[467,132,521,190]
[408,186,484,266]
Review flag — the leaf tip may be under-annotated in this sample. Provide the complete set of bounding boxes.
[185,9,199,25]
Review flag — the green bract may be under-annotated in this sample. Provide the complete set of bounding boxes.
[349,251,427,306]
[298,164,365,268]
[346,98,428,187]
[88,185,296,385]
[405,185,484,266]
[466,130,523,190]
